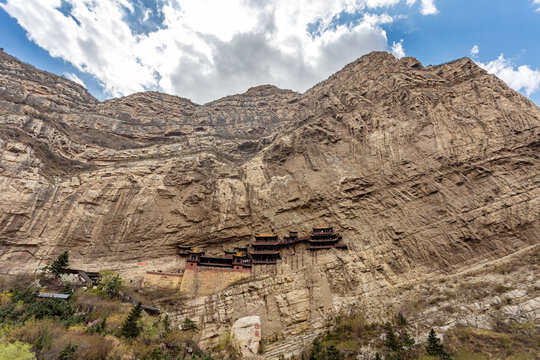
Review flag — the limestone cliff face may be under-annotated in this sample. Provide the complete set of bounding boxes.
[0,49,539,288]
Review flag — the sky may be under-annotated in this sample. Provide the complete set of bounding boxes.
[0,0,539,105]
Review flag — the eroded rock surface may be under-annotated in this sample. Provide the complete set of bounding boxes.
[231,315,261,358]
[0,48,539,356]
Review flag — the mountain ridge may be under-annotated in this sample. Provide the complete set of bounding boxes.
[0,46,538,286]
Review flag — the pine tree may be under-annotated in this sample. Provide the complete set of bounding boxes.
[325,345,341,360]
[400,329,416,350]
[150,346,164,360]
[396,313,408,327]
[181,317,197,331]
[58,343,77,360]
[425,329,451,359]
[384,323,402,352]
[162,314,171,333]
[47,251,69,277]
[309,339,323,360]
[120,302,143,339]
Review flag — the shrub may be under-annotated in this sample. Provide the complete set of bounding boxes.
[87,317,107,334]
[27,298,76,324]
[6,318,63,348]
[99,271,123,299]
[0,290,13,309]
[58,343,77,360]
[75,334,116,359]
[0,341,36,360]
[11,288,37,305]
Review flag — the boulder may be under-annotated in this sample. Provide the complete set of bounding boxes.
[231,316,261,358]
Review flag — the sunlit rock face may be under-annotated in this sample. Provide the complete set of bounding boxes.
[1,49,538,276]
[0,49,539,353]
[231,315,261,358]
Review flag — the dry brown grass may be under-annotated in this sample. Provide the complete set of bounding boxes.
[444,326,539,360]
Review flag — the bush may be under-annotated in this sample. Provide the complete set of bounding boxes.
[58,343,77,360]
[99,271,123,299]
[6,318,63,348]
[86,317,107,334]
[0,341,36,360]
[27,299,77,324]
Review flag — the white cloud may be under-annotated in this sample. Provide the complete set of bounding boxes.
[391,39,405,58]
[1,0,438,103]
[470,45,479,56]
[420,0,438,15]
[406,0,438,15]
[63,72,85,86]
[477,54,540,96]
[534,0,540,11]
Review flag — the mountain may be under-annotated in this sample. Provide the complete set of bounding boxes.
[0,49,539,355]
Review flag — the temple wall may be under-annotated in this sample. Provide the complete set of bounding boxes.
[141,272,184,288]
[180,267,251,297]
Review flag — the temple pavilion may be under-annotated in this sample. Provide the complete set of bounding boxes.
[308,227,347,250]
[249,234,281,264]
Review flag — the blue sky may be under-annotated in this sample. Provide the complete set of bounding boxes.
[1,0,539,105]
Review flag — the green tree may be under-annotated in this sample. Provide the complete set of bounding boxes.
[58,343,78,360]
[28,298,75,324]
[181,317,197,331]
[375,353,382,360]
[0,341,36,360]
[401,330,416,349]
[46,251,69,277]
[400,329,418,359]
[425,329,451,359]
[162,314,171,333]
[150,346,164,360]
[119,302,143,339]
[396,313,407,327]
[99,271,123,298]
[309,339,323,360]
[325,345,342,360]
[384,324,402,352]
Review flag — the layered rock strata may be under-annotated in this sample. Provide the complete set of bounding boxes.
[0,48,539,356]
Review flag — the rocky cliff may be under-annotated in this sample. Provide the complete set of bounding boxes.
[1,48,539,354]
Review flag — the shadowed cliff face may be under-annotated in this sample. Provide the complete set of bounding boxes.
[0,49,539,283]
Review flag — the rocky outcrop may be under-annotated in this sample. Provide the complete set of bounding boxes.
[231,316,261,358]
[0,48,539,356]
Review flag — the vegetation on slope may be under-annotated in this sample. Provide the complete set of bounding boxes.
[0,269,222,360]
[302,308,538,360]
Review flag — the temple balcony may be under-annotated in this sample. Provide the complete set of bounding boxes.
[252,240,280,245]
[308,245,335,250]
[252,259,278,264]
[309,237,338,242]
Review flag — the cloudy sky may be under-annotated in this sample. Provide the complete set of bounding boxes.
[1,0,539,105]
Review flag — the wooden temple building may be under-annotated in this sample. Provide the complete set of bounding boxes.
[183,248,252,272]
[308,227,347,250]
[178,226,346,269]
[249,234,281,264]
